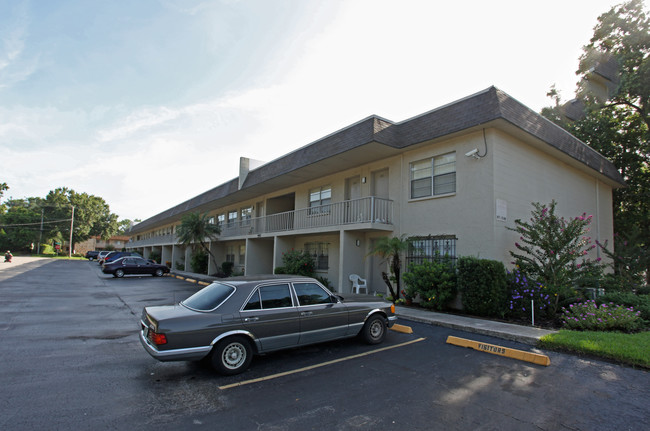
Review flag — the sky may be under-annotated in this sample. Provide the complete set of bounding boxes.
[0,0,643,221]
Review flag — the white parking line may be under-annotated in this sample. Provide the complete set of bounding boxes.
[219,337,427,390]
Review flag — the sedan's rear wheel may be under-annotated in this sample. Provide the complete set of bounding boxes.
[154,268,164,277]
[211,336,252,375]
[361,314,387,345]
[115,269,125,278]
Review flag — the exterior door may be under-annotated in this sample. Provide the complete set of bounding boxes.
[372,169,389,199]
[345,176,361,223]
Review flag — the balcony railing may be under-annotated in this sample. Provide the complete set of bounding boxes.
[222,196,392,237]
[129,196,392,247]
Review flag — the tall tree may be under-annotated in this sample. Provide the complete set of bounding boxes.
[44,188,119,252]
[176,212,221,271]
[541,0,650,281]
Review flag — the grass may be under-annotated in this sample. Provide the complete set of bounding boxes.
[539,330,650,369]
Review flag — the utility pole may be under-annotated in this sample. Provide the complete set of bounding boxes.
[37,209,44,254]
[69,206,75,258]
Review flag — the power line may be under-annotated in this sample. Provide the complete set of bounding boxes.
[0,218,72,227]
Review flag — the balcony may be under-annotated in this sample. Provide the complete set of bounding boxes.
[129,197,393,247]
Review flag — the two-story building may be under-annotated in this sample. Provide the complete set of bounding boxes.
[127,87,625,293]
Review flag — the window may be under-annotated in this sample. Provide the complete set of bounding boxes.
[241,206,252,226]
[410,153,456,198]
[239,245,246,264]
[208,216,215,225]
[305,242,329,270]
[294,282,333,305]
[309,186,331,214]
[217,214,225,226]
[182,282,235,311]
[406,235,457,267]
[258,284,293,309]
[228,210,237,227]
[226,246,235,263]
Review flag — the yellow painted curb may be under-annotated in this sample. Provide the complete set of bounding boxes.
[198,281,210,286]
[446,335,550,366]
[185,278,197,284]
[390,324,414,334]
[175,275,185,280]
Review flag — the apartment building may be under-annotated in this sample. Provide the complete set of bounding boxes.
[127,87,625,293]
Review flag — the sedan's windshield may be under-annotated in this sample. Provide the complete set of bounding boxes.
[181,282,235,311]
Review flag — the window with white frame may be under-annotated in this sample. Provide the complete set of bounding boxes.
[227,210,237,227]
[410,153,456,199]
[240,206,252,226]
[226,246,235,263]
[309,186,331,215]
[217,214,225,226]
[305,242,329,270]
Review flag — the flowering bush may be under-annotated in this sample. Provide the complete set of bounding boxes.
[561,300,642,332]
[506,270,553,320]
[508,200,602,313]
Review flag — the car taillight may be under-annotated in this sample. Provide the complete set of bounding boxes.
[149,331,167,345]
[390,304,395,314]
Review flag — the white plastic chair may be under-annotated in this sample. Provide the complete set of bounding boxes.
[349,274,368,294]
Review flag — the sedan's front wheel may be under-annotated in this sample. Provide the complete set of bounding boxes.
[211,336,252,375]
[154,268,164,277]
[114,269,125,278]
[361,314,387,345]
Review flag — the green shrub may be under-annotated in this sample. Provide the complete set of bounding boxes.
[221,261,234,277]
[40,243,55,255]
[561,300,642,332]
[458,257,508,318]
[149,251,162,264]
[316,276,333,290]
[403,259,456,310]
[190,249,208,274]
[280,250,315,277]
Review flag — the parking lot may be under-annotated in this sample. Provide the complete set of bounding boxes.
[1,258,648,430]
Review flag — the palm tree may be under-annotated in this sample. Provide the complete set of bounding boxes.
[176,212,221,272]
[368,235,409,302]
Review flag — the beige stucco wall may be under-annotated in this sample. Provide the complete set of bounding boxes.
[491,129,614,267]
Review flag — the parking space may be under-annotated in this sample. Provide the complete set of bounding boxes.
[1,259,648,430]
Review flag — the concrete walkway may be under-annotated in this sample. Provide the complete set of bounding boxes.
[395,305,557,346]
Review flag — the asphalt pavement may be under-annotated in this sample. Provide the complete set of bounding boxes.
[1,257,557,346]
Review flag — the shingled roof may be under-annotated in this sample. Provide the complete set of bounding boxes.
[130,86,624,233]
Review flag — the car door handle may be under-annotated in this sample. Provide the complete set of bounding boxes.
[300,311,313,316]
[243,317,259,322]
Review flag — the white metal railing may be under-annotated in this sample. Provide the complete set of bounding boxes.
[129,196,392,247]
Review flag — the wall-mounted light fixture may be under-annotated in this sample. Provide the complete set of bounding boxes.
[355,239,361,247]
[361,177,366,183]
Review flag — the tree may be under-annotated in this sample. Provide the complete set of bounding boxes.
[117,219,141,235]
[368,235,409,302]
[577,0,650,129]
[176,212,221,272]
[541,0,650,283]
[43,188,118,252]
[508,201,601,312]
[0,198,44,252]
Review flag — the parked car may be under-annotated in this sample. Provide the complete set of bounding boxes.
[139,275,397,375]
[103,251,142,265]
[102,256,170,278]
[96,251,113,264]
[85,250,100,261]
